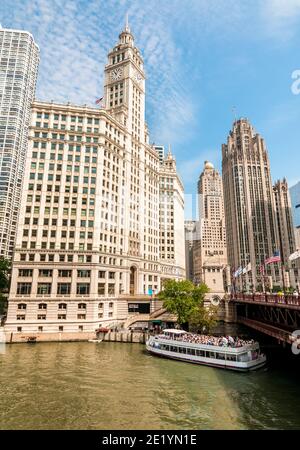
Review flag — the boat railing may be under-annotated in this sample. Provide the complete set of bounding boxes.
[154,334,258,352]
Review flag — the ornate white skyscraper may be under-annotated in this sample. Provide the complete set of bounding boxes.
[0,29,39,259]
[5,23,185,340]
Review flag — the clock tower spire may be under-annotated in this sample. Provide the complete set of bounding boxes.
[103,22,145,142]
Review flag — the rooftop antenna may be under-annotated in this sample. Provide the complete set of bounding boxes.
[125,12,130,32]
[232,106,237,123]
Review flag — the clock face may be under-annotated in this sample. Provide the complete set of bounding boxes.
[111,68,123,81]
[134,72,143,83]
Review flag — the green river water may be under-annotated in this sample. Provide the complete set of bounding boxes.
[0,340,300,430]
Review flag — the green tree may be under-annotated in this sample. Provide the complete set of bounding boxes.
[189,304,219,334]
[0,258,10,314]
[157,279,209,327]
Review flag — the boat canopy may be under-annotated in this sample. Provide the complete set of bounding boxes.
[163,329,186,335]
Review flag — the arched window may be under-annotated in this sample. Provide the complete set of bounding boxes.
[78,303,86,309]
[58,303,67,310]
[98,302,104,309]
[38,303,47,310]
[17,303,27,310]
[130,266,137,295]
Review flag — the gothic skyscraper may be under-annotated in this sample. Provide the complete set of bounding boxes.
[222,118,281,290]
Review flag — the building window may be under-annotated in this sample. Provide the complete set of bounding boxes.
[37,283,52,295]
[18,269,33,277]
[39,269,53,277]
[98,283,105,295]
[38,326,43,332]
[77,314,86,320]
[17,327,22,332]
[17,283,32,295]
[17,303,27,310]
[98,302,104,309]
[78,326,83,331]
[77,270,91,278]
[58,303,67,310]
[16,315,26,320]
[38,303,47,310]
[58,270,72,277]
[57,283,71,295]
[108,284,115,295]
[78,303,86,309]
[58,314,66,320]
[37,315,46,320]
[76,284,90,295]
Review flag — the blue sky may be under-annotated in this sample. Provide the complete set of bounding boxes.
[1,0,300,218]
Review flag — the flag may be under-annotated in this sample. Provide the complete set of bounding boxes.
[95,96,103,104]
[242,262,252,274]
[265,251,281,265]
[289,250,300,261]
[234,267,243,278]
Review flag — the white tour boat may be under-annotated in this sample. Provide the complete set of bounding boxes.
[146,329,266,372]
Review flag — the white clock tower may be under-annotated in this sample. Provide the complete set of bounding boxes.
[104,18,146,142]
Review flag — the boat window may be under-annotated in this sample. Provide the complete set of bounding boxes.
[227,355,237,362]
[196,350,205,357]
[251,350,258,360]
[237,353,249,362]
[216,353,226,360]
[179,347,186,354]
[208,352,216,359]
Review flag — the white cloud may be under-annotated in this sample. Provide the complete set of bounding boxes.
[178,149,220,188]
[0,0,247,148]
[260,0,300,39]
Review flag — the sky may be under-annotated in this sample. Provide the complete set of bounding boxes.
[1,0,300,218]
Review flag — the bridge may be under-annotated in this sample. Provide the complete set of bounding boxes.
[231,293,300,345]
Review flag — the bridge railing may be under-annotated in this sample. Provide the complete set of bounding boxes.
[231,293,300,307]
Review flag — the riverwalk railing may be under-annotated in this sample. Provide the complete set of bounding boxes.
[232,293,300,308]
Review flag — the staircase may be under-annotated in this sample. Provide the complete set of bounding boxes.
[123,314,151,329]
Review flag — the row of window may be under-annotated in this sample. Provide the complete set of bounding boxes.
[36,112,100,124]
[17,302,113,309]
[18,269,118,278]
[16,283,118,295]
[19,253,120,265]
[16,312,112,321]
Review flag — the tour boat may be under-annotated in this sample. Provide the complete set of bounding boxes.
[146,329,266,372]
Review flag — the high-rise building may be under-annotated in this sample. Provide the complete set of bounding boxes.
[222,118,281,291]
[295,227,300,250]
[159,147,185,283]
[154,145,165,164]
[290,181,300,227]
[273,179,299,288]
[184,220,197,282]
[193,161,227,294]
[0,28,39,259]
[5,23,185,338]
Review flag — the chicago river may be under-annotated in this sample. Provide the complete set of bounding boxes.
[0,339,300,430]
